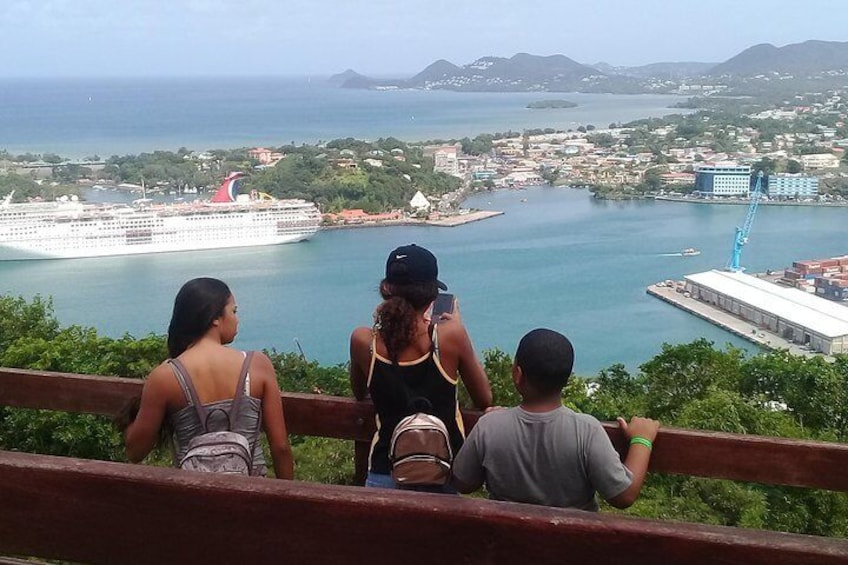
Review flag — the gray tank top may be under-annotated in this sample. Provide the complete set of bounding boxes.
[168,352,268,476]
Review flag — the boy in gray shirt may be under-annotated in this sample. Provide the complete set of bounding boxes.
[451,328,659,510]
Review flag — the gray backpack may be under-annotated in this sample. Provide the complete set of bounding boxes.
[169,352,257,475]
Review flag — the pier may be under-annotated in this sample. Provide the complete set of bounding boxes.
[647,282,835,361]
[425,209,503,226]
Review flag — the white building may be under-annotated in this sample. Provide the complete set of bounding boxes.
[425,145,461,177]
[800,153,840,170]
[767,174,819,198]
[694,164,752,196]
[409,190,430,212]
[684,270,848,355]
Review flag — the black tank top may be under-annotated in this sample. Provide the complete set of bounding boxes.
[367,324,466,474]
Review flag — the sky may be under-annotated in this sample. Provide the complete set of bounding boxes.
[2,0,847,78]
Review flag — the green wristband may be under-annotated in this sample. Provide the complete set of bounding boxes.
[630,436,653,451]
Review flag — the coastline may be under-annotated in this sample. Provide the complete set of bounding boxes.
[652,195,848,207]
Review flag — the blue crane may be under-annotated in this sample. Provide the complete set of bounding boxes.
[726,170,765,272]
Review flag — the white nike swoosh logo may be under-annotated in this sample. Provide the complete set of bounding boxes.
[395,254,407,259]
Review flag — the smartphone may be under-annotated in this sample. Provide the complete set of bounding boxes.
[430,293,455,322]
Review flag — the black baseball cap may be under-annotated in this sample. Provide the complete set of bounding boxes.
[385,244,447,290]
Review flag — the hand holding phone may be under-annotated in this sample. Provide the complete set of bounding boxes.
[430,293,455,323]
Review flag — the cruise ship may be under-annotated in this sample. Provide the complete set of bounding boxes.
[0,173,321,260]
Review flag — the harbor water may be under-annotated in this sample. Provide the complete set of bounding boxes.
[1,186,845,376]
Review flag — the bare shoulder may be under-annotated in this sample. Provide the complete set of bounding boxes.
[351,325,372,343]
[247,350,276,379]
[146,361,177,387]
[141,361,183,405]
[350,326,373,354]
[434,319,471,346]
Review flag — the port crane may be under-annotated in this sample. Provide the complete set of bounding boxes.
[726,170,765,272]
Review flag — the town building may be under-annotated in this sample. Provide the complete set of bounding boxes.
[409,190,430,212]
[765,174,819,198]
[424,145,461,177]
[693,164,752,196]
[659,172,696,186]
[800,153,840,169]
[684,270,848,355]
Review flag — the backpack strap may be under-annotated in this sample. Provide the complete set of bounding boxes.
[429,323,441,358]
[169,351,255,433]
[168,358,210,432]
[227,351,254,430]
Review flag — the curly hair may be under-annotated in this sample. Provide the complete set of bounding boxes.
[167,278,232,358]
[376,279,439,363]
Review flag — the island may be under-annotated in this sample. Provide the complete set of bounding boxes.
[526,99,578,109]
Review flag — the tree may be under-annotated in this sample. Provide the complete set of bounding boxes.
[42,153,64,164]
[586,133,616,148]
[752,157,777,176]
[642,167,664,192]
[786,159,803,174]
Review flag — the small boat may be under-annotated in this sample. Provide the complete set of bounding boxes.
[682,248,701,257]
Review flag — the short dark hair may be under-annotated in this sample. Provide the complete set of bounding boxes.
[515,329,574,395]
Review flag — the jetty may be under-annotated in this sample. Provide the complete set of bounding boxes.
[425,209,503,227]
[323,209,503,230]
[647,280,836,361]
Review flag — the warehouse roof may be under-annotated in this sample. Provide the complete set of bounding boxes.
[685,270,848,339]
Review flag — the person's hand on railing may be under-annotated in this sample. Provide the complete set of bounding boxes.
[616,416,660,445]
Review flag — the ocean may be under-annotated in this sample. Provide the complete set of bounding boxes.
[0,76,687,157]
[1,186,846,376]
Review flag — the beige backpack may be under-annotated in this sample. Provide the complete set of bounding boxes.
[389,411,453,487]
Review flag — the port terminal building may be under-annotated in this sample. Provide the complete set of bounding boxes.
[684,270,848,355]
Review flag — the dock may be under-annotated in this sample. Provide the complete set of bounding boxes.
[322,210,503,230]
[425,209,503,227]
[646,282,835,361]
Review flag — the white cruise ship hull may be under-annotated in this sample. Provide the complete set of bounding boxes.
[0,199,321,261]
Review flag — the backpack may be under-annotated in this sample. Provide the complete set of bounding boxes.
[389,402,453,487]
[169,352,257,475]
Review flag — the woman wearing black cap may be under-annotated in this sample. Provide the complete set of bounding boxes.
[350,243,493,490]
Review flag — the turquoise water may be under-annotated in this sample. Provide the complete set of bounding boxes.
[1,187,845,376]
[0,77,687,157]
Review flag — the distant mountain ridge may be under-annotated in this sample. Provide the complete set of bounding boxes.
[340,53,607,92]
[333,40,848,93]
[592,61,716,79]
[709,40,848,76]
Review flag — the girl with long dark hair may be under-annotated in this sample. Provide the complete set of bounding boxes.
[125,277,294,478]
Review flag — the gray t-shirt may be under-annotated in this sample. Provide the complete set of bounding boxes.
[452,406,632,511]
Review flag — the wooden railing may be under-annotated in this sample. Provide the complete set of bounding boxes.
[2,367,848,564]
[3,367,848,491]
[2,450,848,565]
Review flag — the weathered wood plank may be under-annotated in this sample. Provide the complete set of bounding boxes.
[3,368,848,491]
[1,451,846,565]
